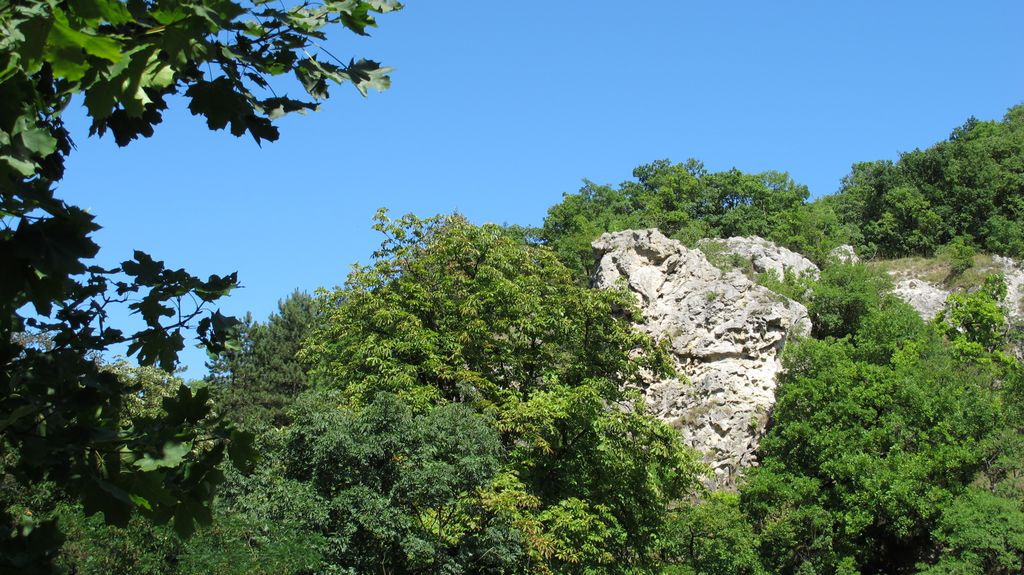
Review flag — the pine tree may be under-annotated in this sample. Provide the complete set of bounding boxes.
[211,291,318,429]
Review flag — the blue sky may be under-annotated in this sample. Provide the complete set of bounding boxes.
[58,1,1024,378]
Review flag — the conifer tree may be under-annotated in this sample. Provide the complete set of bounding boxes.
[211,290,318,429]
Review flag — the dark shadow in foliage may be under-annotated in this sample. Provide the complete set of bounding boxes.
[283,391,515,574]
[807,263,893,340]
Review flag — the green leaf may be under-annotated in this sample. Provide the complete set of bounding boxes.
[0,404,39,433]
[333,2,376,36]
[367,1,404,13]
[66,0,134,25]
[15,120,59,156]
[346,59,392,96]
[128,493,152,510]
[134,440,193,472]
[186,77,280,143]
[121,250,163,283]
[9,14,52,76]
[47,9,123,63]
[1,155,38,176]
[162,384,211,426]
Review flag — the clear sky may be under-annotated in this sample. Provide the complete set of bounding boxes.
[58,1,1024,379]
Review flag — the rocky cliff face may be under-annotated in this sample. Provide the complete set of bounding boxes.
[829,244,860,264]
[888,256,1024,321]
[592,230,810,488]
[993,255,1024,318]
[697,236,820,279]
[591,230,1024,489]
[892,278,950,320]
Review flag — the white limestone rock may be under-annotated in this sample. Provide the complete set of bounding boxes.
[889,256,1024,322]
[891,279,950,320]
[697,236,820,279]
[830,244,860,265]
[592,229,811,488]
[993,255,1024,318]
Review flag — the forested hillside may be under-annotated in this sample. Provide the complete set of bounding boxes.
[3,0,1022,573]
[5,105,1022,574]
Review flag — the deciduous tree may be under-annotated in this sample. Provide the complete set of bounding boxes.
[0,0,401,569]
[305,211,705,572]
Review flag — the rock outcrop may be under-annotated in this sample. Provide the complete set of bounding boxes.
[892,278,950,320]
[830,244,860,264]
[697,236,820,279]
[993,255,1024,318]
[888,256,1024,321]
[590,229,1024,489]
[593,230,810,488]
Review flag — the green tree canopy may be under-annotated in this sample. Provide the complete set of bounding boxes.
[658,492,767,575]
[302,211,705,572]
[742,298,1021,574]
[281,391,510,574]
[539,159,844,280]
[833,105,1024,258]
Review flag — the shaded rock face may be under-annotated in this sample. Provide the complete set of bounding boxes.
[998,257,1024,361]
[592,230,811,488]
[697,236,820,280]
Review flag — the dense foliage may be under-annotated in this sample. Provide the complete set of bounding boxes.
[41,204,1024,574]
[541,159,846,280]
[4,5,1024,571]
[209,290,318,429]
[1,0,400,570]
[743,306,1009,573]
[299,212,705,573]
[832,107,1024,258]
